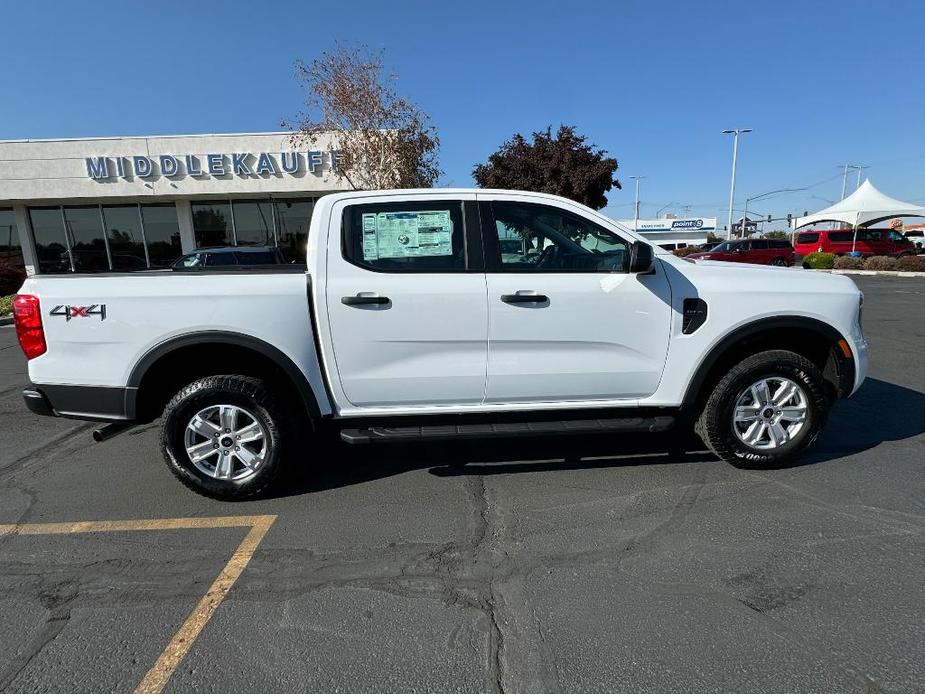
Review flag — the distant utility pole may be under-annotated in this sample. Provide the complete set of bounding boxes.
[723,128,752,240]
[854,165,869,190]
[838,163,867,199]
[629,175,646,231]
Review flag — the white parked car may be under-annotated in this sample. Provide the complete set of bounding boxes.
[13,189,868,499]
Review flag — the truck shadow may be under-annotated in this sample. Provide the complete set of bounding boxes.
[277,378,924,497]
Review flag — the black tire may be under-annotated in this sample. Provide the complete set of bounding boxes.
[769,257,788,266]
[695,350,828,469]
[160,375,287,500]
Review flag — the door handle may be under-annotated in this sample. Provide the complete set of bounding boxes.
[501,292,548,304]
[342,294,390,306]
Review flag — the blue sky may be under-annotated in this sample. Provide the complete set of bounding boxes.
[1,0,922,228]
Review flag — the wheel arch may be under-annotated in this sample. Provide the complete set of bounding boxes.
[127,331,322,424]
[681,316,855,412]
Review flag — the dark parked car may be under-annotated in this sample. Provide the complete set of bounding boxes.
[171,246,287,269]
[686,238,796,266]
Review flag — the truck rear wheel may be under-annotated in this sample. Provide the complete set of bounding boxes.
[160,375,286,499]
[695,350,828,469]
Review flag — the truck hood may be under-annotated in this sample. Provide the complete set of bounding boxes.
[661,254,859,294]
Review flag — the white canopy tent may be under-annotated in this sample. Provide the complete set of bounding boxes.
[792,180,925,229]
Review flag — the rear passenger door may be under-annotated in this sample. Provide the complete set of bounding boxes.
[324,194,489,408]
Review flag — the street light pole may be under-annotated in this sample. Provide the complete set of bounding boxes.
[723,128,751,239]
[629,175,646,232]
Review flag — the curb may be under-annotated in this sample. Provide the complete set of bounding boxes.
[819,269,925,278]
[0,315,11,326]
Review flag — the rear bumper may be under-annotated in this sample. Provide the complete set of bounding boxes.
[22,383,136,422]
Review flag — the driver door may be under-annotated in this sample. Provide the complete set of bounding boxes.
[479,195,672,404]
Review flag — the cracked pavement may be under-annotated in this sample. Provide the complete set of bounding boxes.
[0,275,923,693]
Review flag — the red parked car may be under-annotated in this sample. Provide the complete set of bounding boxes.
[793,228,915,257]
[686,238,796,266]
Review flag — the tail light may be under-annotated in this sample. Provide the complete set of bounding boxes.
[13,294,47,359]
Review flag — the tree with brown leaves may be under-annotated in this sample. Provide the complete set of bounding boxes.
[473,126,621,210]
[284,45,441,190]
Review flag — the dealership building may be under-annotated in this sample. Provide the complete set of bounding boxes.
[617,217,717,250]
[0,132,351,274]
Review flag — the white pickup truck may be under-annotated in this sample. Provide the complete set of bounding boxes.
[13,189,868,499]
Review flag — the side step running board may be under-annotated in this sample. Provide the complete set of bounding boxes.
[340,416,674,444]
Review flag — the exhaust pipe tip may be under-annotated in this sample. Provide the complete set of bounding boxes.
[93,422,132,443]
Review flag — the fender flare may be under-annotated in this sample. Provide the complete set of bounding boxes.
[681,316,854,410]
[127,331,322,419]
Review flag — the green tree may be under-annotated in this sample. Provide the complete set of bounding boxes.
[473,125,620,210]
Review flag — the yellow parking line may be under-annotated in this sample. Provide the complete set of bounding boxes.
[0,514,277,694]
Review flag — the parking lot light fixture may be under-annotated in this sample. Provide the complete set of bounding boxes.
[723,128,752,239]
[629,175,646,232]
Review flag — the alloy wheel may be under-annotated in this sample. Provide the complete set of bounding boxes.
[183,404,267,480]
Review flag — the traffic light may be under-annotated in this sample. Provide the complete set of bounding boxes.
[767,215,772,223]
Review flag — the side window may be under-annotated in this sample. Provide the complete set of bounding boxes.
[888,230,903,242]
[797,233,819,244]
[487,201,629,273]
[750,240,769,250]
[342,201,466,272]
[206,252,237,267]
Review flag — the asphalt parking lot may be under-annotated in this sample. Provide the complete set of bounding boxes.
[0,275,923,693]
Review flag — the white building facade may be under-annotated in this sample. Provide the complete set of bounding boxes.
[616,217,717,250]
[0,131,351,274]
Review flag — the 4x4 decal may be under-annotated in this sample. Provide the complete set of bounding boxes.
[50,304,107,321]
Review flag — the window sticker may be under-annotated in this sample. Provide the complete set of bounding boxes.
[361,210,453,260]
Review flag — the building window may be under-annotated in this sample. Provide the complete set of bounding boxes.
[0,209,21,268]
[29,207,69,273]
[275,199,313,262]
[232,200,275,246]
[191,197,315,262]
[28,203,182,273]
[192,202,232,247]
[103,205,148,271]
[64,206,109,273]
[141,204,182,267]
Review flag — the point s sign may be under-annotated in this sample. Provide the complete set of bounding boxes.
[671,219,705,229]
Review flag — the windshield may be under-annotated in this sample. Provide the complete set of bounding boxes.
[709,240,743,253]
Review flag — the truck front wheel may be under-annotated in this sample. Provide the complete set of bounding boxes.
[695,350,829,469]
[160,375,286,499]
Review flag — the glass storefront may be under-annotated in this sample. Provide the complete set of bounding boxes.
[0,209,22,267]
[192,197,314,262]
[28,203,182,273]
[22,197,314,274]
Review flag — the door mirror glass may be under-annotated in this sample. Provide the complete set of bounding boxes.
[629,241,654,273]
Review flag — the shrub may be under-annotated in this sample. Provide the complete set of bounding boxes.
[673,246,701,257]
[802,252,836,269]
[864,255,897,271]
[833,255,864,270]
[0,264,26,295]
[0,295,12,316]
[896,254,925,272]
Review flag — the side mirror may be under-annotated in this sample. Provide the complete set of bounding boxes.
[629,241,655,273]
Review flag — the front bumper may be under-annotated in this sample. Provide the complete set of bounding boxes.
[850,335,869,396]
[22,383,136,422]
